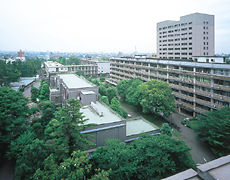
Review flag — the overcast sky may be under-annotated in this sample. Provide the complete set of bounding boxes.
[0,0,229,53]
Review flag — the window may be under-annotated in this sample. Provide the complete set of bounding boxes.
[189,37,192,40]
[189,27,192,30]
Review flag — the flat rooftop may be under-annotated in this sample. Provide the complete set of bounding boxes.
[81,101,123,125]
[58,74,94,89]
[44,61,63,67]
[126,118,158,136]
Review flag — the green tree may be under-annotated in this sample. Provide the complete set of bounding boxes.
[160,123,172,137]
[9,131,48,180]
[126,78,143,105]
[110,97,128,118]
[116,79,130,101]
[31,86,40,102]
[100,73,105,82]
[93,135,195,180]
[39,80,50,101]
[193,107,230,157]
[0,87,28,157]
[44,98,92,161]
[106,87,117,103]
[138,80,175,117]
[93,139,134,180]
[99,84,107,96]
[100,96,109,105]
[34,151,110,180]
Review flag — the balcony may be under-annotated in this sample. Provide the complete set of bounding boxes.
[212,93,230,102]
[172,92,194,102]
[181,70,194,76]
[213,84,230,92]
[195,89,211,98]
[180,102,194,111]
[195,98,211,107]
[168,69,180,73]
[195,81,211,88]
[158,74,167,79]
[168,76,180,81]
[194,107,206,114]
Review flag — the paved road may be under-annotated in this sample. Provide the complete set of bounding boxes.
[169,112,215,164]
[23,80,40,98]
[120,102,215,164]
[0,159,14,180]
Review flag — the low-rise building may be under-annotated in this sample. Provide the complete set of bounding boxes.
[49,73,159,147]
[50,74,98,106]
[44,61,98,86]
[109,56,230,117]
[80,58,110,75]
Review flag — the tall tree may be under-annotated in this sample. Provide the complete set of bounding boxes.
[0,87,28,157]
[8,131,48,179]
[110,97,128,118]
[138,80,175,117]
[31,86,40,103]
[44,98,92,161]
[193,107,230,157]
[116,79,130,101]
[125,78,143,105]
[106,87,117,103]
[39,80,50,101]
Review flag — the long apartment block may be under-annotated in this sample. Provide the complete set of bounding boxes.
[109,56,230,117]
[157,13,214,59]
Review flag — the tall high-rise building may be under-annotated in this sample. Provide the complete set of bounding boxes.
[157,13,214,59]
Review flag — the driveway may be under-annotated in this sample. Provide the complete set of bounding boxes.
[168,112,215,164]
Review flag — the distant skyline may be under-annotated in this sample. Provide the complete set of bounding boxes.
[0,0,230,53]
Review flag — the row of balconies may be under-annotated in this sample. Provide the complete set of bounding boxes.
[111,62,230,80]
[111,69,230,89]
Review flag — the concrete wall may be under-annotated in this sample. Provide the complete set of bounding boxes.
[81,121,126,147]
[80,92,97,106]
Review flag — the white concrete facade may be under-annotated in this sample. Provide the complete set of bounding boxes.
[157,13,215,60]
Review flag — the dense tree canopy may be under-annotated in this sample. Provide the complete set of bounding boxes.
[93,134,195,180]
[44,98,91,161]
[0,87,29,157]
[193,107,230,157]
[138,80,176,117]
[125,78,143,105]
[31,86,40,102]
[106,87,117,103]
[117,79,130,101]
[110,97,128,118]
[39,80,50,101]
[0,58,42,86]
[34,151,110,180]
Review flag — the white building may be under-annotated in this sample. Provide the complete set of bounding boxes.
[157,13,215,60]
